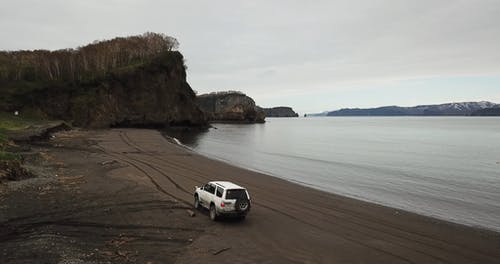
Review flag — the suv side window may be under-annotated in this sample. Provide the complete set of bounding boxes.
[204,184,216,194]
[216,187,224,198]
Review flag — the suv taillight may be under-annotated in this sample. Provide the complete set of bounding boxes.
[220,202,225,207]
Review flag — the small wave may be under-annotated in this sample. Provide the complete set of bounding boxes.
[172,137,182,145]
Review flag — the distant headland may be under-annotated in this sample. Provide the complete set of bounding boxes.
[196,91,265,123]
[262,107,299,117]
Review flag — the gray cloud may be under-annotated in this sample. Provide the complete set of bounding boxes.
[1,0,499,112]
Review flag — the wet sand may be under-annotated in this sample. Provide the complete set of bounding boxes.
[1,128,499,263]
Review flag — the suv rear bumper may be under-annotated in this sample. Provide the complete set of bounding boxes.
[218,209,250,218]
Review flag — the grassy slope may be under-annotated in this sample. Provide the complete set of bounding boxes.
[0,129,19,160]
[0,112,42,160]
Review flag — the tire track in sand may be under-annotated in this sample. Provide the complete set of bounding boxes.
[117,130,422,263]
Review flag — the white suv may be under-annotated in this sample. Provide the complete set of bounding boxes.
[194,181,251,221]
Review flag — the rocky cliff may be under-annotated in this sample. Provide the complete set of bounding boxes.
[263,107,299,117]
[0,33,207,128]
[196,91,265,123]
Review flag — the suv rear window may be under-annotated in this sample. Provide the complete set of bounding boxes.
[225,189,248,200]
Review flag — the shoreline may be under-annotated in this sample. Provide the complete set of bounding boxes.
[149,128,500,262]
[167,132,500,235]
[2,128,499,263]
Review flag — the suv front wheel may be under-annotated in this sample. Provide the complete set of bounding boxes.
[194,195,200,209]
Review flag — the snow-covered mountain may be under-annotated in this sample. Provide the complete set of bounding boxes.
[409,101,498,115]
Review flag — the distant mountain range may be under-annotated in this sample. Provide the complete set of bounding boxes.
[307,101,500,117]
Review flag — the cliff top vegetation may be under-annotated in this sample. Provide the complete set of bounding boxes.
[0,32,179,83]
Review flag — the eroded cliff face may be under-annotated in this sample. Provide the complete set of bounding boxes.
[0,47,207,128]
[196,92,265,123]
[263,107,299,117]
[42,52,206,128]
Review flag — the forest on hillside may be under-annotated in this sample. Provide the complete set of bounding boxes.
[0,32,179,82]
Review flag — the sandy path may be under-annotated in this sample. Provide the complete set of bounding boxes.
[95,129,500,264]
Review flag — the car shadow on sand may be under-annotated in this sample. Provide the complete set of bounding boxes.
[194,207,248,224]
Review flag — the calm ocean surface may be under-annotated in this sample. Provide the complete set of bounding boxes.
[170,117,500,231]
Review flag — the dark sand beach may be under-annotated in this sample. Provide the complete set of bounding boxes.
[1,128,499,263]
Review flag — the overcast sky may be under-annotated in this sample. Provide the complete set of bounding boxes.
[1,0,499,114]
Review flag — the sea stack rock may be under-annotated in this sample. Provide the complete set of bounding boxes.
[196,91,265,123]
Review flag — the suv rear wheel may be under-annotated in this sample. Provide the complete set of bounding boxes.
[209,204,218,221]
